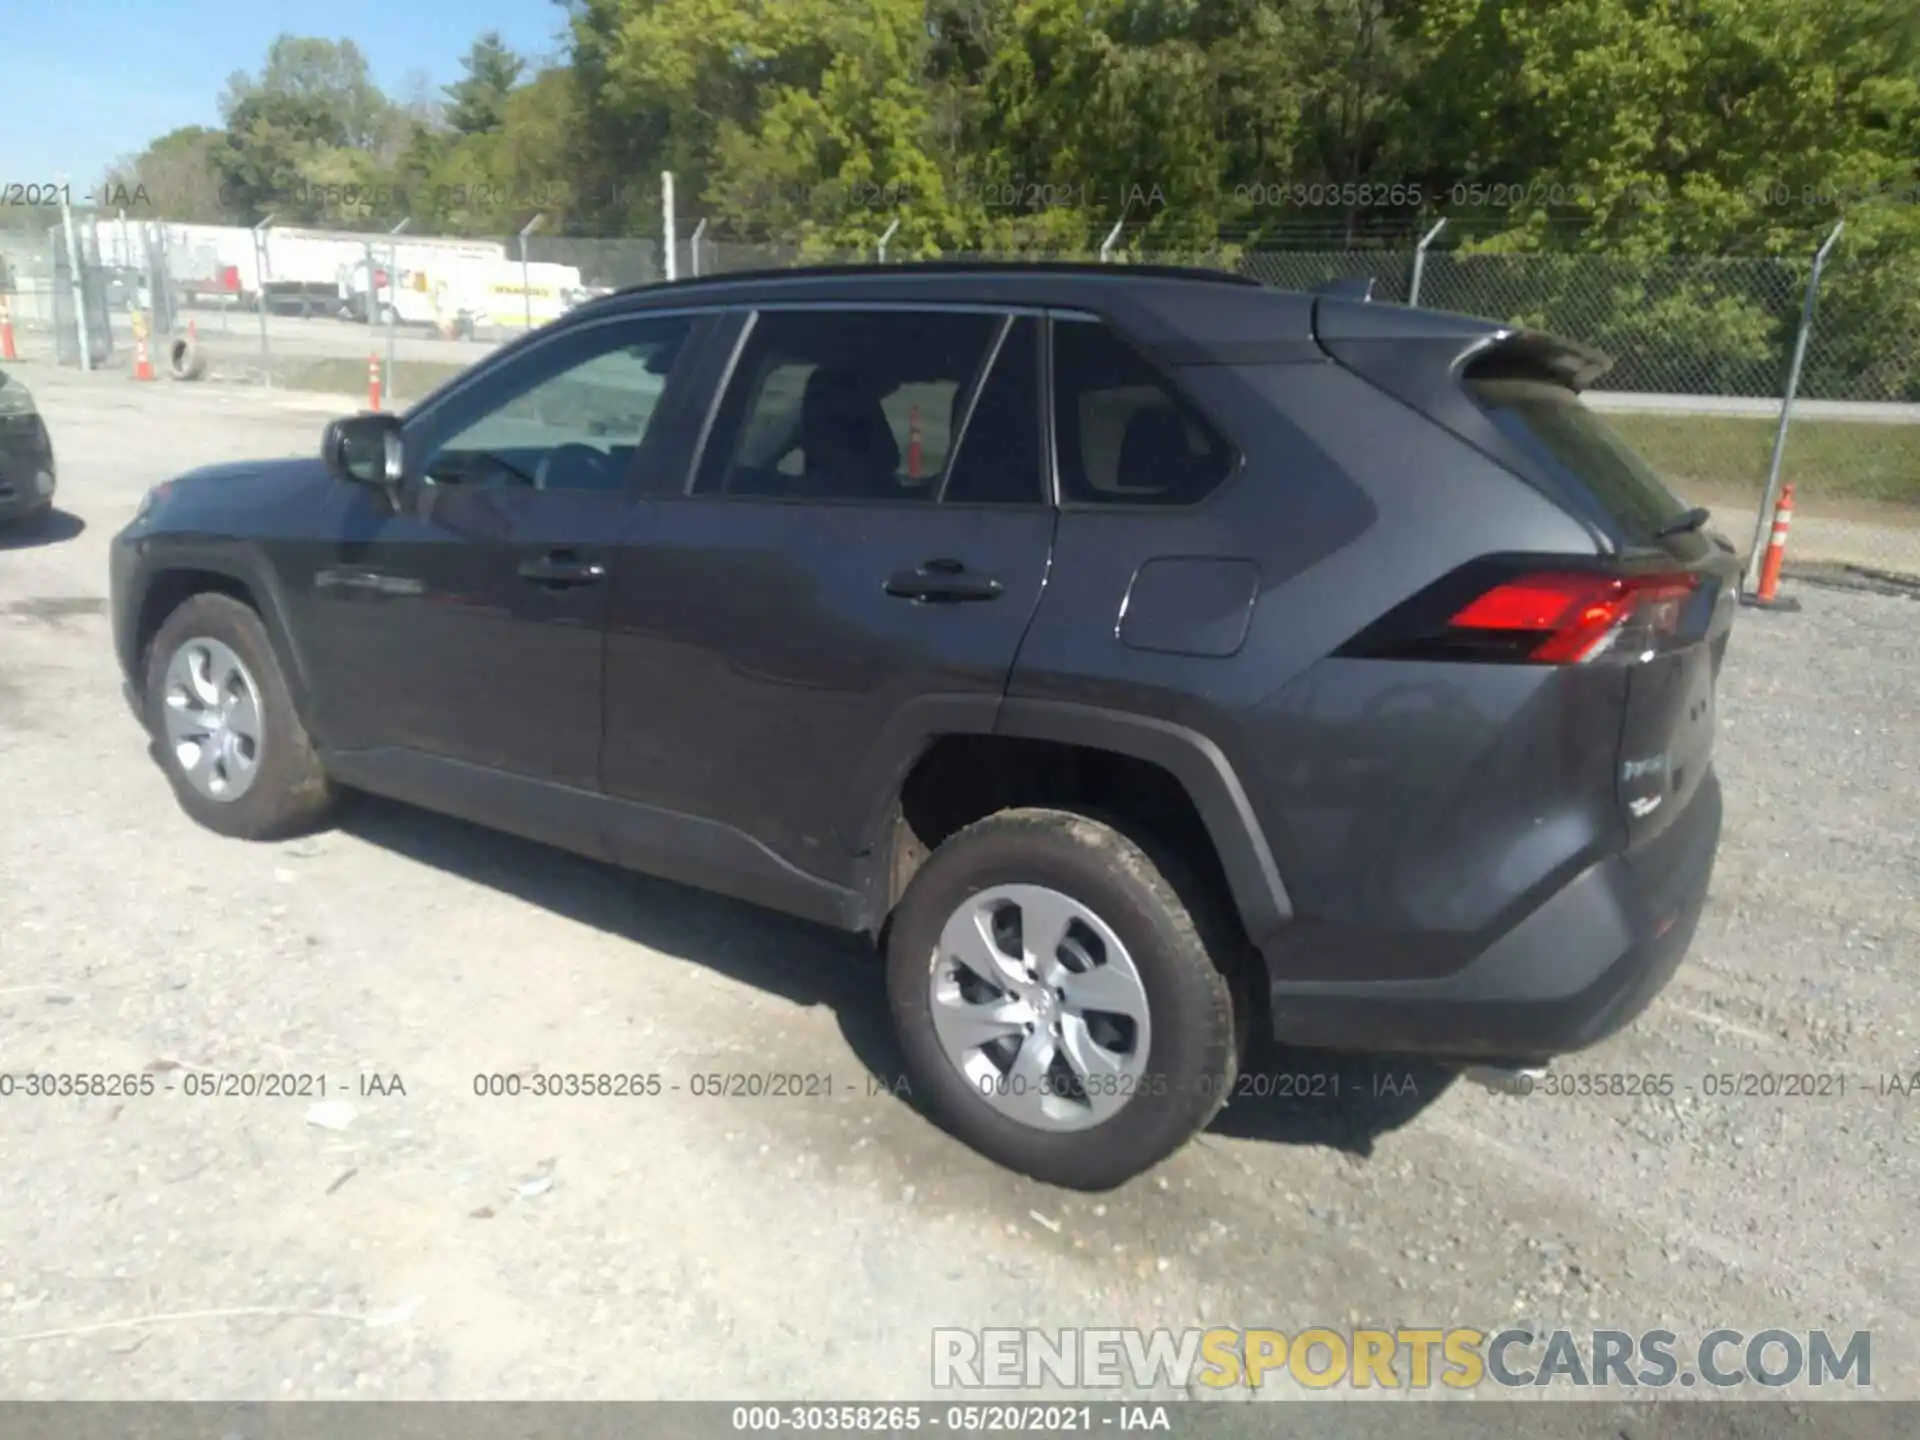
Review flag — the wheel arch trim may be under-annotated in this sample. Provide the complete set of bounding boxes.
[842,693,1294,943]
[992,698,1294,940]
[128,543,316,729]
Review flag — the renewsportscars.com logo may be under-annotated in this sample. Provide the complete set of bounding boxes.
[932,1327,1872,1392]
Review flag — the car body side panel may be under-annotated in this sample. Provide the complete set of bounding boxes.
[1008,358,1613,975]
[106,277,1721,1072]
[111,460,346,734]
[601,500,1056,890]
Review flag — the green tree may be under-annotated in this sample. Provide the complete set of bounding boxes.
[446,32,528,135]
[222,36,392,151]
[103,126,228,222]
[215,90,355,224]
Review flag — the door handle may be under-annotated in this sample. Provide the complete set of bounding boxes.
[884,566,1004,603]
[519,552,607,589]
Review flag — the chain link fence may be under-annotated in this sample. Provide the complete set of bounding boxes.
[3,216,1915,580]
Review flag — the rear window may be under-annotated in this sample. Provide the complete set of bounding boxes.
[1468,378,1688,540]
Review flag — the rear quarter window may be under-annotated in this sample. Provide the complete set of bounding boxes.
[1053,318,1234,507]
[1467,377,1689,541]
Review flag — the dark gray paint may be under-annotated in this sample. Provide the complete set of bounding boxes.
[108,264,1730,1067]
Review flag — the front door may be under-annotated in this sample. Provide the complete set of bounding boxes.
[602,308,1055,886]
[300,311,704,789]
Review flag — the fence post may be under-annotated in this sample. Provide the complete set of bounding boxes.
[1745,220,1844,593]
[877,218,901,263]
[386,218,408,407]
[59,190,91,372]
[518,214,545,331]
[147,221,172,337]
[1099,219,1125,262]
[252,215,275,387]
[661,172,677,282]
[690,217,708,277]
[1409,218,1446,308]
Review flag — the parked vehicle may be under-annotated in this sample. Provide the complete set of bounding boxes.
[260,279,345,318]
[103,266,152,314]
[0,370,57,526]
[107,263,1734,1189]
[340,239,520,328]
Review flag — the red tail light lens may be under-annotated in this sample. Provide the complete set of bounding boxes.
[1449,571,1698,664]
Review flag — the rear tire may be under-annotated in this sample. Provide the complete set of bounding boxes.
[143,593,335,841]
[885,807,1243,1190]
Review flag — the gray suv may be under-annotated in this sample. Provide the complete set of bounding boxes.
[109,263,1733,1188]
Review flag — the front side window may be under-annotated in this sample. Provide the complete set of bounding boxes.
[695,309,1005,502]
[1052,317,1234,507]
[418,316,693,494]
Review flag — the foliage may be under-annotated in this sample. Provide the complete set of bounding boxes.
[445,33,529,136]
[93,2,1920,394]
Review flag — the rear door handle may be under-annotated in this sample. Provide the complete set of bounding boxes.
[519,551,607,589]
[885,558,1003,603]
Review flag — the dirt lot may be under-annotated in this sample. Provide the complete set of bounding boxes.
[1,362,1916,1403]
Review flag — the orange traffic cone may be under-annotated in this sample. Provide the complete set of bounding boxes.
[133,332,156,381]
[0,299,17,362]
[367,352,382,412]
[907,403,922,479]
[1741,483,1801,613]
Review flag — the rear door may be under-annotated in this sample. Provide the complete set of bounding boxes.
[601,306,1054,882]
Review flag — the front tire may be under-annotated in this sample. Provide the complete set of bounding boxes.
[143,593,335,840]
[886,808,1244,1190]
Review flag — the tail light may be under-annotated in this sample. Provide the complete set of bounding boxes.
[1338,565,1703,665]
[1450,572,1699,664]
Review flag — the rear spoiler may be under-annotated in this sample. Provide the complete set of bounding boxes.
[1458,328,1614,393]
[1313,295,1614,393]
[1314,298,1633,550]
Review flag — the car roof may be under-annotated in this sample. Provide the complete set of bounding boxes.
[610,259,1266,297]
[568,262,1326,361]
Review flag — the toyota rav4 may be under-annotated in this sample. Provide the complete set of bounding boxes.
[109,263,1734,1189]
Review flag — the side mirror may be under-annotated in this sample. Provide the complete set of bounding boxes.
[322,412,405,490]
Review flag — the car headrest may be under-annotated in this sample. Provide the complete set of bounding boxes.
[1115,406,1190,493]
[800,367,900,490]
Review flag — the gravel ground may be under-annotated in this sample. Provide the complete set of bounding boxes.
[0,363,1915,1405]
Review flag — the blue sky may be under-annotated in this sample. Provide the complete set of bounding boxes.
[0,0,571,186]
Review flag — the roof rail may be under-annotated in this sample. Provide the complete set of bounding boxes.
[610,259,1265,299]
[1313,276,1376,302]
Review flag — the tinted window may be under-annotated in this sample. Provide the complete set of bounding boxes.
[421,317,691,493]
[697,309,1002,501]
[1052,318,1234,506]
[1469,378,1690,540]
[943,317,1045,506]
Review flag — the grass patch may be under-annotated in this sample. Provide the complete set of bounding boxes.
[266,356,475,405]
[1606,412,1920,505]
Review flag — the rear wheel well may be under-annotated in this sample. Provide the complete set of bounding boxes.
[886,736,1242,939]
[135,569,261,675]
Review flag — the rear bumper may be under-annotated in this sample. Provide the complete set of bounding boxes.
[1260,768,1721,1062]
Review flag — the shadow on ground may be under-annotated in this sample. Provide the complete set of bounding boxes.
[0,508,86,550]
[338,791,1447,1160]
